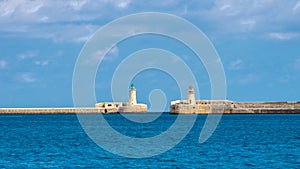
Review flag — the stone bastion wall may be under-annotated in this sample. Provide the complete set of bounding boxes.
[170,100,300,114]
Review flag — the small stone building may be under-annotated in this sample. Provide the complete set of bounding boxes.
[94,84,147,113]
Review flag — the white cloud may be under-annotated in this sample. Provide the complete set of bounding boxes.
[35,60,48,66]
[19,73,36,83]
[87,46,119,64]
[293,1,300,12]
[219,4,232,11]
[18,51,38,59]
[73,35,91,43]
[0,0,44,16]
[0,60,7,69]
[114,0,131,9]
[69,0,89,11]
[192,0,300,36]
[0,0,300,42]
[29,24,98,43]
[229,59,243,70]
[0,0,19,16]
[240,19,256,31]
[268,32,300,40]
[108,46,119,58]
[39,16,49,22]
[26,3,44,13]
[90,49,107,63]
[0,0,131,24]
[97,46,119,61]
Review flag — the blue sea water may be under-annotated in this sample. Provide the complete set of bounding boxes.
[0,114,299,168]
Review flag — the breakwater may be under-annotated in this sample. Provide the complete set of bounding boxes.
[170,100,300,114]
[170,85,300,114]
[1,102,300,114]
[0,108,109,114]
[230,102,300,114]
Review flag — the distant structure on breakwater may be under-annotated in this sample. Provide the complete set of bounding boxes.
[0,84,147,114]
[95,84,147,113]
[0,84,299,114]
[170,85,300,114]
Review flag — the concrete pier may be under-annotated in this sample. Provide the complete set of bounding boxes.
[170,100,300,114]
[0,108,113,114]
[170,85,300,114]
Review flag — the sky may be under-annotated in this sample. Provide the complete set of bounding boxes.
[0,0,300,109]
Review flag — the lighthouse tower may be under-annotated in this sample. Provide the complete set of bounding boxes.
[129,84,137,105]
[187,85,196,105]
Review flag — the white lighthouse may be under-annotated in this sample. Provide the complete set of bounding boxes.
[95,83,147,113]
[129,84,137,105]
[187,85,196,105]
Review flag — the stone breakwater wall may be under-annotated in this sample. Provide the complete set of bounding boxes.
[170,101,300,114]
[230,102,300,114]
[0,108,118,114]
[1,101,300,114]
[118,104,147,113]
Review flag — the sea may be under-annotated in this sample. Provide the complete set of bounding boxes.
[0,113,299,168]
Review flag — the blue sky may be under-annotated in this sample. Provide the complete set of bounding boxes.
[0,0,300,108]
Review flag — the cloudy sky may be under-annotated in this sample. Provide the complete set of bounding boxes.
[0,0,300,108]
